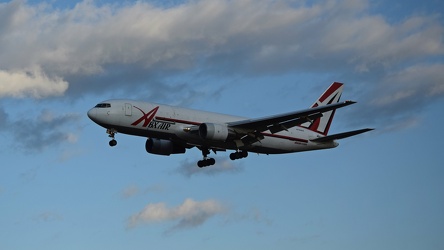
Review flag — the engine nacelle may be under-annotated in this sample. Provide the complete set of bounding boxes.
[145,138,186,156]
[199,123,234,141]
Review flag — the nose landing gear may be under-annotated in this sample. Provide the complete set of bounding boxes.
[107,129,118,147]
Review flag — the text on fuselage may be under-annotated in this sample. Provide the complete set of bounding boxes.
[148,120,172,130]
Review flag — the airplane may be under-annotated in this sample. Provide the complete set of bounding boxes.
[87,82,373,167]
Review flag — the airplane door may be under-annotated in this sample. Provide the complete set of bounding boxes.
[125,103,132,116]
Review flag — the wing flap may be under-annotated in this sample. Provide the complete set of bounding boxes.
[310,128,374,142]
[269,113,323,134]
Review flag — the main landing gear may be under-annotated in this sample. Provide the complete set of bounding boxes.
[230,150,248,160]
[197,149,249,168]
[107,129,117,147]
[197,148,216,168]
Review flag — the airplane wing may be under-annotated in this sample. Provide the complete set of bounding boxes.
[227,100,356,134]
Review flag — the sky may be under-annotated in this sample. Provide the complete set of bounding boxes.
[0,0,443,249]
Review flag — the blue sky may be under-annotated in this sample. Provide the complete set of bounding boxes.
[0,0,443,249]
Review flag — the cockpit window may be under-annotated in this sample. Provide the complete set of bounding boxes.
[95,103,111,108]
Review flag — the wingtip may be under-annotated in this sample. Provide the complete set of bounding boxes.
[358,128,375,134]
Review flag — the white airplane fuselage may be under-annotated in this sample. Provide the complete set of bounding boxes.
[87,99,337,155]
[87,82,372,167]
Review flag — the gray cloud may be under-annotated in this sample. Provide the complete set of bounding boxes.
[33,211,63,223]
[0,106,81,152]
[14,111,80,151]
[373,64,444,108]
[175,157,243,178]
[226,207,273,227]
[346,63,444,129]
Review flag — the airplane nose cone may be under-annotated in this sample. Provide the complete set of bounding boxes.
[87,108,96,121]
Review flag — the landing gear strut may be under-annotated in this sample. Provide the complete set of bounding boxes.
[197,148,216,168]
[107,129,117,147]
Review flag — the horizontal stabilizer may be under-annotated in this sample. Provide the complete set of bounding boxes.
[310,128,374,143]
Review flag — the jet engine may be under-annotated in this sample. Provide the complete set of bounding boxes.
[199,123,235,141]
[145,138,186,156]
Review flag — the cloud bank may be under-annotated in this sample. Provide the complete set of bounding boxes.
[0,0,443,127]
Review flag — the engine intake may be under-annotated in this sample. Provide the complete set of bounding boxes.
[145,138,186,156]
[199,123,234,141]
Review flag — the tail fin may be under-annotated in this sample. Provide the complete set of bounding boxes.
[302,82,344,135]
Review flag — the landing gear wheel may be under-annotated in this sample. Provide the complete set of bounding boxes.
[230,153,237,160]
[209,158,216,165]
[197,158,216,168]
[198,160,204,168]
[109,139,117,147]
[106,128,118,147]
[197,148,216,168]
[230,150,248,160]
[241,151,248,158]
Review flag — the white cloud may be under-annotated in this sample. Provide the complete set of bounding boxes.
[128,198,226,233]
[0,68,68,98]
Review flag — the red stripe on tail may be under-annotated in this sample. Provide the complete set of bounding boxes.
[302,82,344,135]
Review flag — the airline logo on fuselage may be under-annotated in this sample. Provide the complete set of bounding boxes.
[147,120,172,130]
[131,106,172,130]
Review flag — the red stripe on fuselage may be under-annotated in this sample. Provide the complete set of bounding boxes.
[157,117,308,143]
[156,117,202,126]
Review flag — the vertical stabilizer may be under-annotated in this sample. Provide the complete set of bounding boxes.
[302,82,344,135]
